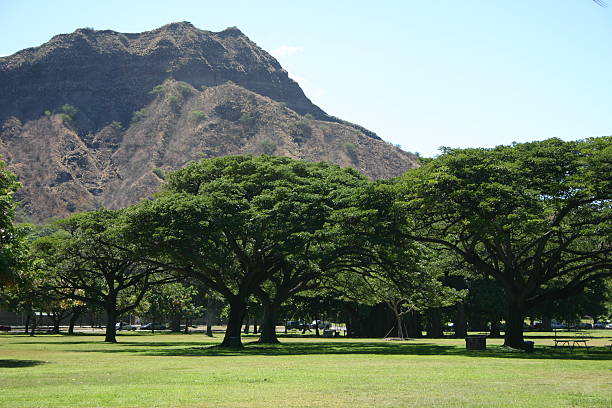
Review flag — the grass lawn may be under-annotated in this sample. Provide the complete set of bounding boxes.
[0,332,611,408]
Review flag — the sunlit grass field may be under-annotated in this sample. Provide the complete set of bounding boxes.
[1,331,611,407]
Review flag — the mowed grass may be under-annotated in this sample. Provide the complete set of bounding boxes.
[1,332,611,408]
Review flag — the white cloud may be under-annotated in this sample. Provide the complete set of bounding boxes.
[271,45,304,58]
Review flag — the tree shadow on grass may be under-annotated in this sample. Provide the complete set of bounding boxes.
[75,341,612,361]
[0,359,47,368]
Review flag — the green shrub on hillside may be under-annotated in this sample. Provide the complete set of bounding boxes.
[61,104,78,120]
[259,139,276,155]
[344,142,358,162]
[149,85,165,96]
[131,109,146,123]
[239,113,256,128]
[290,119,312,143]
[191,111,208,121]
[152,168,166,180]
[179,82,195,95]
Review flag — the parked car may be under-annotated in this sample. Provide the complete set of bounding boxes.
[285,320,307,330]
[592,323,606,329]
[0,325,11,331]
[139,323,166,330]
[575,322,592,330]
[605,323,612,329]
[115,322,137,331]
[309,320,331,330]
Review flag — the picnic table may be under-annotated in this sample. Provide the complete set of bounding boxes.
[553,329,590,352]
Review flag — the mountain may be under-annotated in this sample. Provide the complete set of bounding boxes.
[0,22,418,222]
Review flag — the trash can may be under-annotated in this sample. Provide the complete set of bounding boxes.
[522,341,534,353]
[465,335,487,350]
[323,329,336,338]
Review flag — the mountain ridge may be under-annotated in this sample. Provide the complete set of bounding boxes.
[0,23,417,222]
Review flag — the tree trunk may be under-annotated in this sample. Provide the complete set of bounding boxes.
[258,301,280,344]
[426,308,444,338]
[395,311,404,339]
[51,313,61,334]
[220,298,246,348]
[253,317,258,335]
[504,302,526,349]
[343,304,360,338]
[68,308,83,335]
[24,312,31,334]
[454,303,467,338]
[184,318,189,334]
[104,306,118,343]
[170,315,181,332]
[542,316,552,331]
[30,314,37,337]
[243,314,250,334]
[489,320,501,337]
[205,297,214,337]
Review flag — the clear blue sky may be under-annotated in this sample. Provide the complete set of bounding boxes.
[1,0,610,157]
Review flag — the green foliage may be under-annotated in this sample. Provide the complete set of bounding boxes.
[190,110,208,121]
[43,110,52,117]
[304,113,315,120]
[399,137,612,347]
[123,155,368,346]
[290,120,312,143]
[149,84,165,96]
[30,210,174,342]
[60,104,78,121]
[0,159,23,287]
[259,139,276,155]
[142,283,202,326]
[344,142,358,162]
[152,168,166,180]
[110,121,123,130]
[239,112,256,128]
[328,180,463,340]
[178,82,195,95]
[131,108,146,123]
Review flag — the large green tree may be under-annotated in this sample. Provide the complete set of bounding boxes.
[33,210,175,342]
[0,158,24,288]
[399,137,612,348]
[124,155,367,347]
[329,181,462,339]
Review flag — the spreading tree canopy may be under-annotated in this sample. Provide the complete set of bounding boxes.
[32,210,175,342]
[398,137,612,348]
[124,155,368,347]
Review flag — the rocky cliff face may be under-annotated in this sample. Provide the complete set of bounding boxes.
[0,22,327,133]
[0,23,418,222]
